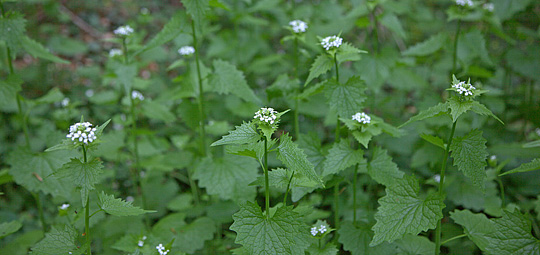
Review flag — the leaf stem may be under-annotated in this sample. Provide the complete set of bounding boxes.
[334,183,340,229]
[334,52,341,142]
[264,138,270,219]
[89,209,103,218]
[187,167,200,206]
[452,20,461,75]
[293,37,300,140]
[122,38,129,65]
[283,170,295,205]
[367,3,380,53]
[85,195,91,255]
[192,20,207,157]
[435,120,458,255]
[353,164,358,225]
[32,191,47,233]
[497,176,505,205]
[441,233,467,245]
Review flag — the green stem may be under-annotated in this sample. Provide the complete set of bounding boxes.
[333,53,341,142]
[122,38,128,64]
[531,215,540,239]
[82,144,91,255]
[1,3,14,74]
[353,164,358,225]
[283,170,295,205]
[441,233,467,245]
[32,192,47,233]
[264,138,270,219]
[334,183,340,229]
[369,4,380,53]
[16,95,30,148]
[89,209,103,218]
[293,37,300,140]
[187,167,200,205]
[435,120,458,255]
[192,20,207,157]
[452,20,461,75]
[497,176,505,205]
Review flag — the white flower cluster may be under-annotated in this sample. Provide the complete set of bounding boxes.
[137,236,147,247]
[452,81,476,96]
[60,203,70,210]
[254,107,278,124]
[310,224,328,236]
[114,25,134,36]
[109,48,122,57]
[131,90,144,101]
[289,20,308,33]
[156,243,169,255]
[352,112,371,124]
[482,3,494,12]
[178,46,195,56]
[321,35,343,51]
[456,0,473,7]
[61,98,70,107]
[66,122,97,145]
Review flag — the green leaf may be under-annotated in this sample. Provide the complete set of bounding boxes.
[230,202,311,255]
[212,121,260,146]
[20,36,69,64]
[0,220,22,238]
[175,217,216,254]
[399,102,449,127]
[446,170,502,216]
[181,0,209,28]
[450,129,488,190]
[500,158,540,176]
[306,243,339,255]
[35,87,64,104]
[194,155,259,201]
[98,192,155,216]
[277,133,324,187]
[380,13,407,39]
[402,33,447,56]
[30,225,80,255]
[338,222,396,255]
[420,133,445,149]
[523,140,540,148]
[141,100,175,123]
[367,147,404,186]
[114,63,137,94]
[0,75,22,108]
[324,76,367,118]
[450,209,495,251]
[371,175,445,246]
[133,11,186,57]
[304,54,333,86]
[337,42,367,63]
[447,96,474,122]
[209,59,261,104]
[0,12,26,49]
[484,209,540,255]
[394,234,435,255]
[322,140,364,176]
[55,158,103,205]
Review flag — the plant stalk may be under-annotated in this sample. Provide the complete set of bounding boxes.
[82,144,91,255]
[334,52,341,142]
[192,20,207,157]
[452,20,461,75]
[435,120,458,255]
[283,170,295,205]
[334,183,340,229]
[293,37,300,140]
[32,192,47,233]
[264,138,270,219]
[441,233,467,245]
[353,164,358,225]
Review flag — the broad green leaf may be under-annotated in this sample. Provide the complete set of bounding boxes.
[380,13,407,39]
[98,192,155,216]
[20,36,69,64]
[394,234,435,255]
[402,33,447,56]
[194,155,259,201]
[133,11,186,57]
[55,158,103,205]
[371,175,445,246]
[322,140,364,176]
[0,220,22,238]
[446,170,502,216]
[368,146,404,186]
[306,243,339,255]
[175,217,216,254]
[277,133,324,187]
[458,30,493,66]
[114,63,137,94]
[324,76,367,119]
[399,102,449,127]
[337,42,367,63]
[141,100,175,123]
[209,59,261,104]
[450,209,495,251]
[212,121,260,146]
[338,222,396,255]
[304,54,333,86]
[181,0,209,28]
[420,133,445,149]
[30,225,80,255]
[230,201,311,255]
[0,75,22,108]
[35,87,64,104]
[250,168,319,189]
[524,140,540,148]
[499,158,540,176]
[447,96,473,122]
[485,209,540,255]
[0,11,26,49]
[227,139,277,163]
[450,129,488,190]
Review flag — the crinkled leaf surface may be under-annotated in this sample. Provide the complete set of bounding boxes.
[277,133,323,187]
[55,158,103,205]
[500,158,540,176]
[450,209,495,251]
[30,225,80,255]
[447,97,474,122]
[0,220,22,238]
[0,75,22,108]
[400,102,449,127]
[470,101,504,124]
[338,222,396,255]
[194,155,259,201]
[484,209,540,255]
[337,42,367,63]
[394,234,435,255]
[181,0,209,28]
[174,217,216,254]
[0,12,26,49]
[209,59,260,104]
[324,76,367,119]
[371,175,445,246]
[230,202,311,255]
[306,243,339,255]
[21,36,69,64]
[98,192,155,216]
[304,54,333,86]
[367,146,404,186]
[322,140,364,176]
[450,129,488,190]
[211,121,260,146]
[447,170,501,216]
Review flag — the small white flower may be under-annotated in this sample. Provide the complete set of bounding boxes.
[433,174,441,183]
[140,7,149,15]
[109,48,123,57]
[310,227,318,236]
[318,225,327,234]
[142,236,147,240]
[60,204,70,210]
[66,122,98,145]
[535,128,540,137]
[482,3,494,12]
[352,112,371,124]
[126,196,134,202]
[490,155,497,161]
[451,80,476,96]
[289,20,308,33]
[131,90,144,101]
[456,0,474,7]
[85,89,94,98]
[178,46,195,56]
[61,98,70,107]
[138,240,144,247]
[321,35,343,51]
[156,243,169,255]
[114,25,134,36]
[254,107,279,125]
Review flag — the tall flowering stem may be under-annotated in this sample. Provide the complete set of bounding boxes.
[293,36,301,140]
[352,164,358,225]
[82,144,91,255]
[264,137,270,219]
[333,52,341,143]
[192,21,207,157]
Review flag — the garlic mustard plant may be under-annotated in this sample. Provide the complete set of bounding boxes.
[109,48,122,57]
[289,20,308,33]
[131,90,144,101]
[66,122,97,145]
[352,112,371,124]
[113,25,134,36]
[455,0,474,7]
[178,45,195,56]
[156,243,169,255]
[321,35,343,51]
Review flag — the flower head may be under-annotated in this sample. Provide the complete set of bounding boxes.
[321,35,343,51]
[66,122,97,145]
[114,25,134,36]
[310,227,318,236]
[131,90,144,101]
[254,107,278,125]
[352,112,371,124]
[60,203,70,210]
[61,98,70,107]
[109,48,122,57]
[451,80,476,96]
[482,3,494,12]
[156,243,169,255]
[289,20,308,33]
[178,46,195,56]
[310,220,331,237]
[456,0,474,7]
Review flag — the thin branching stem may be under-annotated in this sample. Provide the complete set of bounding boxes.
[283,170,295,205]
[264,138,270,219]
[32,192,47,233]
[334,183,340,228]
[82,144,91,255]
[333,52,340,143]
[441,233,467,245]
[353,164,358,225]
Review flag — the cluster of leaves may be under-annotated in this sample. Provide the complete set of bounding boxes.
[1,0,540,254]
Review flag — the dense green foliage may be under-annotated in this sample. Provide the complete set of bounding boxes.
[1,0,540,254]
